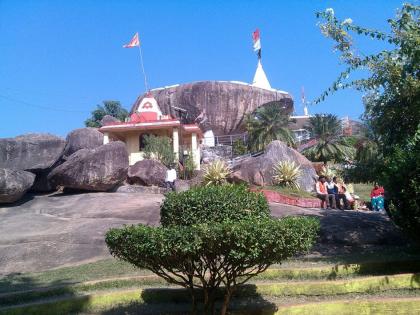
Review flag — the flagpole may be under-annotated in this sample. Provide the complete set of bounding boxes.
[137,38,149,92]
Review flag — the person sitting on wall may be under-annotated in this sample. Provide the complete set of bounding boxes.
[325,177,337,209]
[333,177,350,210]
[316,176,332,209]
[165,164,177,191]
[370,183,385,212]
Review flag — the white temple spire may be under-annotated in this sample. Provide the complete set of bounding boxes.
[252,60,271,90]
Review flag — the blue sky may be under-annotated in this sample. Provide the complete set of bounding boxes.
[0,0,405,138]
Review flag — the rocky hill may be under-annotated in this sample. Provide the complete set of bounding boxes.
[131,81,293,135]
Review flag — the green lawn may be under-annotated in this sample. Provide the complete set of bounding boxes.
[262,186,316,198]
[352,183,373,202]
[1,246,420,315]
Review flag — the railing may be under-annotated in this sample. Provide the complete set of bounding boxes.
[209,133,247,146]
[228,150,264,168]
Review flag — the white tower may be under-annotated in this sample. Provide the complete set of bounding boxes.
[303,105,309,116]
[252,60,271,90]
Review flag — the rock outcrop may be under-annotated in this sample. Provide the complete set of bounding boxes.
[201,145,232,164]
[63,128,104,158]
[100,115,121,126]
[0,134,65,172]
[174,179,190,192]
[0,168,35,203]
[230,141,317,192]
[48,141,128,191]
[127,159,167,187]
[131,81,293,135]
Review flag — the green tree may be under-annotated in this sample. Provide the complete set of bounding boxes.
[246,102,295,151]
[232,139,248,156]
[143,134,176,167]
[302,114,355,164]
[85,100,129,127]
[315,4,420,240]
[106,185,319,315]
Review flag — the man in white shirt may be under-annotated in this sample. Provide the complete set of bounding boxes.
[165,165,177,191]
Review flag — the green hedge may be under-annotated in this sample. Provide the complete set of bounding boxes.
[160,184,270,226]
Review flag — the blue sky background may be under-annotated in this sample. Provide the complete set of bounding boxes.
[0,0,406,137]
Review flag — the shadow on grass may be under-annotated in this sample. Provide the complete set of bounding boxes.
[0,275,82,309]
[101,285,277,315]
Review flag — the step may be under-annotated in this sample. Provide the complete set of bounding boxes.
[1,273,419,313]
[1,290,419,315]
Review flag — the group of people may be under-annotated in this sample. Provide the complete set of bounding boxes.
[315,176,385,212]
[315,176,351,210]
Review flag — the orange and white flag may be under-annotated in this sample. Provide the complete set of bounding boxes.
[123,32,140,48]
[252,28,261,52]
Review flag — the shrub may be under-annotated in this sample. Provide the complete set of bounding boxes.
[202,160,231,186]
[106,185,319,314]
[178,152,196,180]
[272,160,302,190]
[319,165,336,179]
[384,142,420,242]
[232,139,248,156]
[160,184,269,226]
[142,135,175,167]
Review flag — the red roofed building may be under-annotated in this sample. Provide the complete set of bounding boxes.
[99,94,202,169]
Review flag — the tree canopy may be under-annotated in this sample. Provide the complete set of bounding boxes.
[85,100,129,127]
[315,4,420,240]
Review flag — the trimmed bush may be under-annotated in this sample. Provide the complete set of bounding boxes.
[106,185,319,314]
[160,184,269,226]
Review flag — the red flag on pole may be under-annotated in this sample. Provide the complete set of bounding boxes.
[123,32,140,48]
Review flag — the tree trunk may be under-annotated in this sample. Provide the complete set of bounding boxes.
[219,290,232,315]
[203,287,210,315]
[189,288,197,315]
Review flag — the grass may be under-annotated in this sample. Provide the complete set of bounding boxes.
[263,186,315,198]
[352,183,373,202]
[0,259,148,294]
[1,278,419,315]
[2,259,420,309]
[3,244,420,295]
[1,242,419,314]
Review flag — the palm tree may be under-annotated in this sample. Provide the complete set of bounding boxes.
[246,102,295,151]
[302,114,355,164]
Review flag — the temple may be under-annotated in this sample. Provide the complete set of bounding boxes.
[99,93,202,169]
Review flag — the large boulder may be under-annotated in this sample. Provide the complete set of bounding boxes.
[131,81,293,135]
[174,179,190,192]
[201,145,232,164]
[127,159,167,187]
[0,133,65,172]
[48,141,128,191]
[0,168,35,203]
[63,128,104,158]
[230,141,317,192]
[100,115,121,126]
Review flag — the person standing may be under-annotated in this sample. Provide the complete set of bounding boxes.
[165,165,177,191]
[371,184,385,212]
